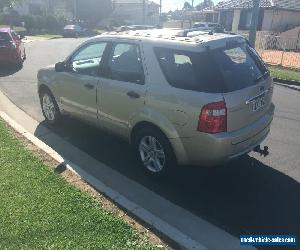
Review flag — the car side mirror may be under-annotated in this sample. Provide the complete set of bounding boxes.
[55,62,67,72]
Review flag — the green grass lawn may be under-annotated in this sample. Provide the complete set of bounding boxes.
[268,65,300,83]
[0,120,159,250]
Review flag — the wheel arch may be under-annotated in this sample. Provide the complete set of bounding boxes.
[130,120,188,165]
[38,84,52,98]
[38,84,62,113]
[130,121,168,143]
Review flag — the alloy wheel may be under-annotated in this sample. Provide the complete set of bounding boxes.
[138,136,166,173]
[42,94,56,122]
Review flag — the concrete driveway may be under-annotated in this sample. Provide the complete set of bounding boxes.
[0,38,299,250]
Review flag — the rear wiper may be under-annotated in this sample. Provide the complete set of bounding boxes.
[255,75,264,83]
[255,71,269,83]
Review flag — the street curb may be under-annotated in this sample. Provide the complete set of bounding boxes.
[274,82,300,92]
[0,111,207,250]
[273,78,300,87]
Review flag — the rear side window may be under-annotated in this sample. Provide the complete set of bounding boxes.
[106,43,144,84]
[154,42,269,93]
[0,32,12,42]
[154,47,225,93]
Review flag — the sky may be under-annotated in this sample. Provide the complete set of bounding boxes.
[154,0,221,12]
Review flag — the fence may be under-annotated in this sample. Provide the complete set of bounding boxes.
[256,35,300,69]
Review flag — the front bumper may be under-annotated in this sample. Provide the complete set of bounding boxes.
[172,103,275,166]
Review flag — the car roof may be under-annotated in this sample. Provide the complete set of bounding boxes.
[0,27,11,33]
[91,29,244,50]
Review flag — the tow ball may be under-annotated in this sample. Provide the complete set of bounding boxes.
[253,145,269,157]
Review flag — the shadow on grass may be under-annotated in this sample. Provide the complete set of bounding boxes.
[34,117,300,249]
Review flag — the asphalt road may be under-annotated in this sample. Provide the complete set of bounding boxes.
[0,38,299,249]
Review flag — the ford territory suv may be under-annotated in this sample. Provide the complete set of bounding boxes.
[37,30,274,176]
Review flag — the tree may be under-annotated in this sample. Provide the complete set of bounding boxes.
[183,2,193,10]
[0,0,23,13]
[64,0,112,27]
[195,0,214,11]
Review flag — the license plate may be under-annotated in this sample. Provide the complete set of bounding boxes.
[252,95,265,111]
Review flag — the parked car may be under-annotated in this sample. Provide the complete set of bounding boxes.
[192,22,219,30]
[115,25,157,32]
[0,27,26,67]
[37,31,274,176]
[63,25,86,38]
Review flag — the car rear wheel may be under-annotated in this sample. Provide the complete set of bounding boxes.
[133,127,176,177]
[40,90,60,125]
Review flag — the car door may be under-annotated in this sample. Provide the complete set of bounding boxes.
[98,41,147,137]
[55,41,108,123]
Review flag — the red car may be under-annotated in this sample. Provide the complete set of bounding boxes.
[0,28,26,67]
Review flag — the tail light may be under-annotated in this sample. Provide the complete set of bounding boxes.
[197,101,227,133]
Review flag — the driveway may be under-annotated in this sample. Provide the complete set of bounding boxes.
[0,38,299,249]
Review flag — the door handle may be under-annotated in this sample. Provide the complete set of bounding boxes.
[127,91,140,99]
[84,83,94,90]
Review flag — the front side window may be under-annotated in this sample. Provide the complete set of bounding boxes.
[154,42,269,93]
[106,43,144,84]
[70,42,107,76]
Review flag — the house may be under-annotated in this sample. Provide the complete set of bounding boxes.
[207,0,300,33]
[112,0,160,25]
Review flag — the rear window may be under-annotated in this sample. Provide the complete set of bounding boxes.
[0,32,12,42]
[154,42,269,93]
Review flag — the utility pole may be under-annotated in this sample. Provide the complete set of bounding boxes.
[249,0,260,47]
[159,0,162,26]
[192,0,194,8]
[74,0,77,21]
[142,0,146,24]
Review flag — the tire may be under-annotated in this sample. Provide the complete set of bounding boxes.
[17,61,23,69]
[16,54,23,68]
[40,89,60,125]
[23,50,26,61]
[133,127,177,177]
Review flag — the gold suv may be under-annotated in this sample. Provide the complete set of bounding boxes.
[37,30,274,176]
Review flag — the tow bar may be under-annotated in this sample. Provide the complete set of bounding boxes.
[253,145,269,157]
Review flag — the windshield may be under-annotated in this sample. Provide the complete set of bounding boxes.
[155,42,269,93]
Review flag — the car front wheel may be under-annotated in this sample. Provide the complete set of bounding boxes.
[40,90,60,125]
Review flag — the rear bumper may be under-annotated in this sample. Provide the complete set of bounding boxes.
[0,50,21,64]
[172,103,275,166]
